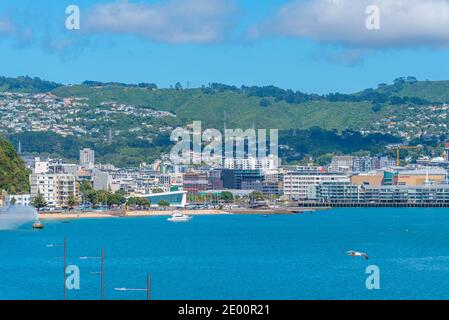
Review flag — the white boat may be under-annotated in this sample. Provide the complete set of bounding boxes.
[167,212,192,222]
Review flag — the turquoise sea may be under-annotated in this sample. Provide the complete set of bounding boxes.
[1,208,449,300]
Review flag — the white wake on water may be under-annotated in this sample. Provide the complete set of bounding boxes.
[0,206,38,230]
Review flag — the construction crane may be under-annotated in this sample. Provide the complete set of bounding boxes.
[396,145,423,166]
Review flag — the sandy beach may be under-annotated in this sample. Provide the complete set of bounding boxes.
[38,209,230,220]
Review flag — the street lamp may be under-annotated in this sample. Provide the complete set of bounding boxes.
[46,237,67,300]
[114,273,151,300]
[79,248,105,300]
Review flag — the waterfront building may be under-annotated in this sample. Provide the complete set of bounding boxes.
[283,172,350,200]
[308,182,449,204]
[138,190,187,208]
[30,173,78,208]
[308,181,361,203]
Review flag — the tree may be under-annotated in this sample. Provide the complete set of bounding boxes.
[95,190,110,207]
[112,190,127,206]
[106,191,126,208]
[152,188,164,194]
[371,103,382,113]
[136,197,150,208]
[126,197,137,207]
[67,192,79,210]
[31,191,47,212]
[158,200,170,208]
[220,191,234,203]
[249,191,264,203]
[79,180,93,194]
[259,98,270,107]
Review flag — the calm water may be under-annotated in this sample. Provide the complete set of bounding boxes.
[1,208,449,300]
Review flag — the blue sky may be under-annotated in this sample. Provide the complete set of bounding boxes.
[1,0,449,93]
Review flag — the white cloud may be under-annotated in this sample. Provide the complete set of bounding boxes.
[0,17,33,47]
[85,0,236,44]
[0,18,15,35]
[250,0,449,48]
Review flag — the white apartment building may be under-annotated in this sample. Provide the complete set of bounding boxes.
[224,155,279,171]
[283,172,350,199]
[5,194,31,206]
[30,173,78,208]
[79,148,95,167]
[92,169,164,194]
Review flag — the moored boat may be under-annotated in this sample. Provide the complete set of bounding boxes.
[167,212,192,222]
[32,220,44,229]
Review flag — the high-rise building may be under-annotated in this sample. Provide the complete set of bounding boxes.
[79,148,95,167]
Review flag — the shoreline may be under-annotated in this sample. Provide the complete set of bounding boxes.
[38,209,231,220]
[38,207,326,220]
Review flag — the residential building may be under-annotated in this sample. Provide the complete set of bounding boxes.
[5,194,31,206]
[30,173,78,208]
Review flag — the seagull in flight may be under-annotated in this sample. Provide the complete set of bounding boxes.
[347,251,369,260]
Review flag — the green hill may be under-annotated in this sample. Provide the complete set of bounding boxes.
[380,80,449,103]
[0,76,61,93]
[3,76,449,167]
[52,84,379,131]
[50,77,449,133]
[0,137,30,194]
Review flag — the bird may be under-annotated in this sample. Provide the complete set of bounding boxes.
[347,250,369,260]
